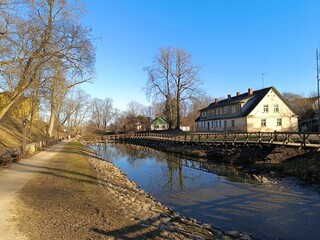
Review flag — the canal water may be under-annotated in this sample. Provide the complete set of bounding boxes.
[89,143,320,240]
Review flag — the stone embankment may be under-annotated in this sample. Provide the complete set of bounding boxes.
[88,153,254,240]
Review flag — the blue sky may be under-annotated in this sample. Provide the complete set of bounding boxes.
[82,0,320,110]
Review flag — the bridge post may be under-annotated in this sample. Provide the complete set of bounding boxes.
[303,133,306,147]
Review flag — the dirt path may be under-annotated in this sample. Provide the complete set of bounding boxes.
[0,141,252,239]
[0,141,69,240]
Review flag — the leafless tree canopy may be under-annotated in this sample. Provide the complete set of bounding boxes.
[144,47,203,129]
[0,0,95,128]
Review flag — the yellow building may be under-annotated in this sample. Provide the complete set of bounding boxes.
[0,92,39,120]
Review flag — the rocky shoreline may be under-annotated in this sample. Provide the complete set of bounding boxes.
[87,148,255,239]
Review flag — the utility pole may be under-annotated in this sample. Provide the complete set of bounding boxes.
[317,49,320,131]
[261,72,267,88]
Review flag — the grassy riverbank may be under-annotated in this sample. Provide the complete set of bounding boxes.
[14,142,252,239]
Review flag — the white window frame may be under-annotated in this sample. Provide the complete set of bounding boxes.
[232,105,236,114]
[224,107,228,114]
[277,118,282,126]
[263,104,269,113]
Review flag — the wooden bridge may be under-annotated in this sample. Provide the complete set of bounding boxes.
[90,131,320,150]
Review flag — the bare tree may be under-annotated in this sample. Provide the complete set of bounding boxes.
[144,47,203,130]
[89,97,114,132]
[171,48,203,129]
[90,98,104,132]
[126,100,146,117]
[102,98,113,132]
[184,95,212,131]
[144,47,174,128]
[60,88,91,135]
[0,0,95,122]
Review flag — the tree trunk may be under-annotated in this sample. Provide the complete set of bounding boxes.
[48,106,56,137]
[176,86,181,130]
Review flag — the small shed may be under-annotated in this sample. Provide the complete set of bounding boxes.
[150,117,169,131]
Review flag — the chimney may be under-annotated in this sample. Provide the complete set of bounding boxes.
[215,98,219,104]
[236,91,240,96]
[228,94,231,102]
[248,88,253,96]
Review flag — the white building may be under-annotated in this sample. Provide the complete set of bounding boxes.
[195,87,299,132]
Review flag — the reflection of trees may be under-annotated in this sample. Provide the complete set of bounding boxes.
[161,155,203,191]
[88,143,156,169]
[89,143,255,187]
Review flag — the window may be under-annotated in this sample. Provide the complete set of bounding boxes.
[219,120,222,127]
[274,104,279,112]
[263,104,269,112]
[224,120,227,129]
[231,120,235,127]
[232,106,236,114]
[261,119,266,127]
[277,118,282,126]
[215,121,218,127]
[219,108,223,114]
[211,121,214,128]
[216,109,219,115]
[224,107,228,114]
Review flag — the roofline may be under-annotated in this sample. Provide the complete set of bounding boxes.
[270,86,299,116]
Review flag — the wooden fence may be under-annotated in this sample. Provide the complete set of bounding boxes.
[0,138,60,167]
[99,131,320,150]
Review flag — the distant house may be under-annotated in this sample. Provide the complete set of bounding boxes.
[195,86,299,132]
[180,126,190,131]
[179,119,190,131]
[150,117,169,131]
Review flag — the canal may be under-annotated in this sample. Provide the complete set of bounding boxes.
[89,143,320,240]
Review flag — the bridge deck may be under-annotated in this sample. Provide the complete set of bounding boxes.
[88,131,320,150]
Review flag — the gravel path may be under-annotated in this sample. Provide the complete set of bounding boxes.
[0,141,69,240]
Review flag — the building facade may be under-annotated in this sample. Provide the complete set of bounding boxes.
[150,117,169,131]
[195,87,299,132]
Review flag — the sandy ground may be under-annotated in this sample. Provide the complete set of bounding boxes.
[0,141,69,240]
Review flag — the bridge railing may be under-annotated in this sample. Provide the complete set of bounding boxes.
[104,131,320,149]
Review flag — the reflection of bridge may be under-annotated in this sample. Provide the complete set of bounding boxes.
[101,132,320,150]
[135,145,253,182]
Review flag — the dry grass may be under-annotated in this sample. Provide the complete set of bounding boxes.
[0,117,47,149]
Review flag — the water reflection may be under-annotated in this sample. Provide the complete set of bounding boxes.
[90,143,254,194]
[89,143,320,240]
